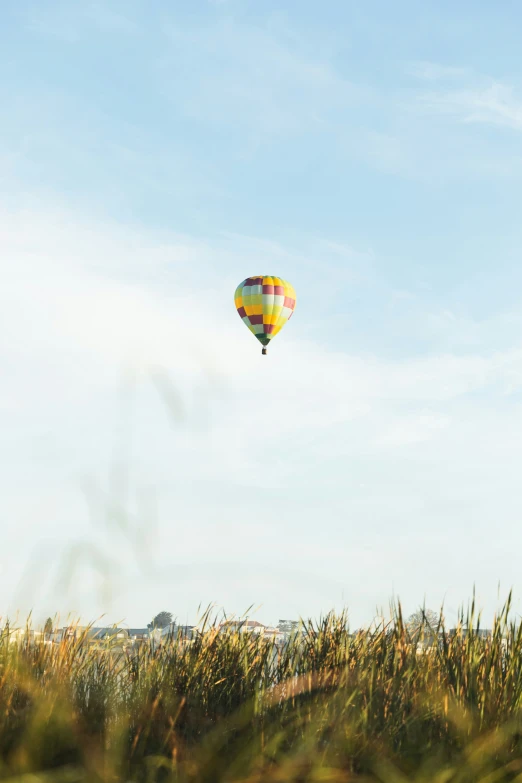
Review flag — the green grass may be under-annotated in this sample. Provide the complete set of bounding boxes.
[1,597,522,781]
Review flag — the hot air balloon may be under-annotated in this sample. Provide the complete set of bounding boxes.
[234,276,296,355]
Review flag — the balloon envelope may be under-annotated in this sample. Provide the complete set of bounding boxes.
[234,275,296,348]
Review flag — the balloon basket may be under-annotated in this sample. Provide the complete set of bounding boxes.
[262,348,267,356]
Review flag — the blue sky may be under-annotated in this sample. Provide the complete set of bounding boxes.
[2,0,522,628]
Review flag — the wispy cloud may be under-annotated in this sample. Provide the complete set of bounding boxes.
[26,1,137,41]
[386,64,522,179]
[160,18,364,143]
[407,61,471,82]
[413,66,522,132]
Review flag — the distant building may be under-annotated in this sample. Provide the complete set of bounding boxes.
[51,626,88,642]
[219,620,267,634]
[145,623,196,649]
[168,624,195,640]
[126,628,149,641]
[449,628,492,639]
[3,628,45,645]
[263,626,286,644]
[87,628,129,641]
[217,620,288,644]
[47,627,133,646]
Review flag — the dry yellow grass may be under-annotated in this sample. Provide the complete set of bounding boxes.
[0,598,521,781]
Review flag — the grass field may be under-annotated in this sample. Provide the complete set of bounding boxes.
[1,597,522,782]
